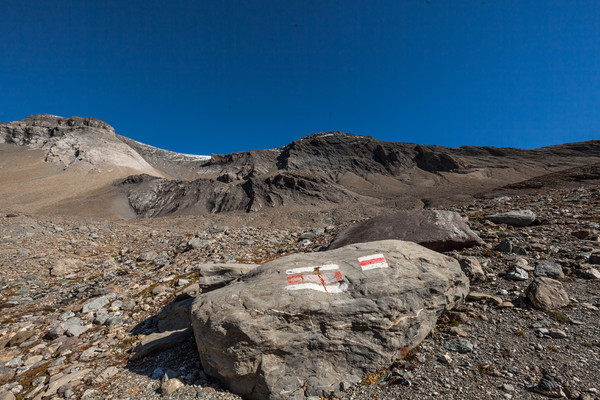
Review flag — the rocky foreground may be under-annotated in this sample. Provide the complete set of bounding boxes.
[1,183,600,400]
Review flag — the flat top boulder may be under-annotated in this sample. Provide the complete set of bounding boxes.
[484,209,536,227]
[190,240,469,400]
[328,210,484,252]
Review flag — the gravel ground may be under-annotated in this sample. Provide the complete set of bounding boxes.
[1,184,599,400]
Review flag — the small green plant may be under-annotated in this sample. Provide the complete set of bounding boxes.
[549,311,569,324]
[477,364,494,375]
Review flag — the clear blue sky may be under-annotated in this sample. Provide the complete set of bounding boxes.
[1,1,599,154]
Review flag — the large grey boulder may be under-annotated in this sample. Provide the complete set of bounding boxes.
[328,210,484,252]
[190,240,469,399]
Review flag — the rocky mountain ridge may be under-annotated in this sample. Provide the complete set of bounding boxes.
[2,114,600,220]
[119,131,600,217]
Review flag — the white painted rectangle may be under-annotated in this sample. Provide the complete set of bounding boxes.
[358,254,389,271]
[285,282,346,293]
[286,264,339,275]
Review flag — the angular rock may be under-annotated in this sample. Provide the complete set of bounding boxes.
[81,295,111,314]
[455,256,486,283]
[161,378,184,395]
[0,390,15,400]
[579,268,600,280]
[94,366,119,383]
[496,238,513,254]
[444,338,474,353]
[191,240,469,399]
[63,317,89,337]
[157,297,193,332]
[130,328,193,361]
[466,291,503,306]
[589,253,600,265]
[485,210,536,227]
[505,268,529,281]
[137,251,158,262]
[526,277,569,311]
[197,263,259,291]
[40,368,92,398]
[534,261,564,279]
[328,210,484,252]
[0,366,15,385]
[532,374,565,398]
[4,330,36,348]
[572,229,592,240]
[50,258,83,277]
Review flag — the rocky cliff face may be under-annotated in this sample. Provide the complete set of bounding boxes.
[0,115,158,174]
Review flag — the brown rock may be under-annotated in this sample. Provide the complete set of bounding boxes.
[456,256,486,283]
[5,330,36,348]
[466,291,503,306]
[0,366,15,385]
[0,390,16,400]
[572,229,591,240]
[50,258,83,277]
[161,378,184,395]
[526,277,569,311]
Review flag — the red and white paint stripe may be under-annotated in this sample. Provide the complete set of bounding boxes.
[285,264,346,293]
[285,264,338,275]
[358,254,389,271]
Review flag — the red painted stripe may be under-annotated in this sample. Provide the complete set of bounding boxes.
[359,257,386,266]
[287,271,343,285]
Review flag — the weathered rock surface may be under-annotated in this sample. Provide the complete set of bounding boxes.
[484,209,536,227]
[197,263,260,291]
[0,390,15,400]
[328,210,484,252]
[49,258,83,277]
[130,329,193,361]
[157,297,193,332]
[533,261,564,279]
[190,240,469,399]
[526,277,570,311]
[455,256,486,283]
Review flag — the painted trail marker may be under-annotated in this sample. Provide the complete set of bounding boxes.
[285,264,345,293]
[358,254,389,271]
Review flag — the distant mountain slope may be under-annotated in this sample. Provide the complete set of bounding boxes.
[118,131,600,217]
[0,115,167,217]
[2,114,600,218]
[116,135,210,181]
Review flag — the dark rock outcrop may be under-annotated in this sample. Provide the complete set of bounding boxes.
[328,210,484,252]
[119,171,364,217]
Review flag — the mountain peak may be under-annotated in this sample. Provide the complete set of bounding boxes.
[14,114,115,132]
